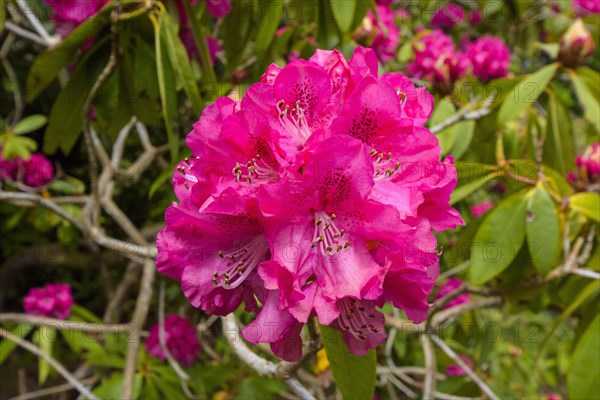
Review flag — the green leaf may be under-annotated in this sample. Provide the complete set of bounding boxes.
[544,89,575,175]
[26,6,111,101]
[450,172,497,204]
[329,0,357,33]
[0,325,33,364]
[255,0,284,54]
[429,100,457,155]
[34,326,56,384]
[570,192,600,222]
[449,120,475,159]
[182,0,218,84]
[93,373,143,400]
[526,185,560,276]
[319,324,376,400]
[161,11,203,115]
[13,115,48,135]
[70,304,102,323]
[49,178,86,195]
[497,63,558,126]
[152,13,179,161]
[319,0,342,49]
[569,70,600,133]
[470,192,528,284]
[568,314,600,400]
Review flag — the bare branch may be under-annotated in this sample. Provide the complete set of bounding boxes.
[422,335,436,400]
[430,334,500,400]
[0,327,99,400]
[0,313,135,334]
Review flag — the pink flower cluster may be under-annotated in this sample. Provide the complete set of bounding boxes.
[23,283,74,319]
[365,4,400,63]
[573,0,600,15]
[146,314,201,366]
[467,36,511,81]
[175,0,222,64]
[577,142,600,178]
[408,30,470,94]
[430,3,465,29]
[43,0,109,38]
[157,47,463,360]
[0,151,54,187]
[436,278,470,309]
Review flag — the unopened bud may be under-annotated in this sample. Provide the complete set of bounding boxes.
[558,19,595,68]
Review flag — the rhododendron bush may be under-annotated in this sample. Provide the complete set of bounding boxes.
[0,1,598,399]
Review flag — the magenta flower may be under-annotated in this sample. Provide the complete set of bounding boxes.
[366,4,401,63]
[436,277,470,309]
[470,201,494,218]
[430,3,464,29]
[577,142,600,178]
[469,8,482,25]
[146,314,201,366]
[0,151,54,188]
[43,0,108,38]
[445,355,473,377]
[157,47,462,360]
[467,36,511,81]
[573,0,600,15]
[205,0,231,18]
[408,30,470,95]
[23,283,73,319]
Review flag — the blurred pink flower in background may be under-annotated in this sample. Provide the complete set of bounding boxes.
[577,142,600,178]
[445,355,473,377]
[146,314,201,366]
[573,0,600,15]
[467,36,511,80]
[0,151,54,188]
[470,201,494,218]
[431,3,464,29]
[367,4,401,63]
[436,277,470,309]
[408,30,470,94]
[43,0,109,38]
[23,283,74,319]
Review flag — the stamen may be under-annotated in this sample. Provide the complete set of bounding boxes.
[371,149,401,181]
[277,99,312,145]
[232,155,278,186]
[337,299,381,341]
[212,236,269,290]
[311,211,350,256]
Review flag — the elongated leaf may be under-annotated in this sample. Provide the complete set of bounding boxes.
[429,100,457,155]
[570,192,600,222]
[498,63,558,126]
[182,0,218,83]
[329,0,357,33]
[470,192,528,284]
[526,185,560,276]
[255,0,284,54]
[34,326,56,384]
[162,11,203,115]
[449,120,475,159]
[544,89,575,175]
[151,13,179,161]
[320,324,376,400]
[569,314,600,399]
[0,325,33,364]
[451,172,497,204]
[13,115,48,135]
[569,70,600,133]
[26,7,111,101]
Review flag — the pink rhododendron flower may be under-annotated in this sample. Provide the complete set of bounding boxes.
[573,0,600,15]
[431,3,464,29]
[445,355,473,376]
[470,201,494,218]
[205,0,231,18]
[43,0,109,38]
[0,151,54,187]
[436,277,470,309]
[146,314,201,366]
[576,142,600,178]
[547,393,563,400]
[467,36,511,81]
[365,4,401,63]
[23,283,73,319]
[157,47,463,360]
[408,30,470,95]
[469,8,482,25]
